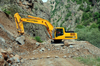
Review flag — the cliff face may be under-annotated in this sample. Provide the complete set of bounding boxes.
[48,0,100,30]
[0,0,50,41]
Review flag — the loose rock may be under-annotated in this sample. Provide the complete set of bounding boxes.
[16,36,25,45]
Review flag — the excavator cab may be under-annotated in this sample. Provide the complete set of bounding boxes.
[52,27,77,41]
[56,29,63,37]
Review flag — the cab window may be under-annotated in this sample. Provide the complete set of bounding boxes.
[56,29,63,37]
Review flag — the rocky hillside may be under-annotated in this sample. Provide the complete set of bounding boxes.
[48,0,100,30]
[0,0,50,41]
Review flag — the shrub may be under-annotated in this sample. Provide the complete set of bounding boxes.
[35,36,43,42]
[79,4,84,11]
[90,23,98,29]
[65,11,71,21]
[65,4,70,8]
[75,27,100,48]
[84,5,90,12]
[76,0,82,4]
[94,12,100,19]
[97,18,100,30]
[3,9,11,15]
[76,25,84,29]
[97,18,100,24]
[82,18,93,26]
[67,11,71,17]
[75,18,80,23]
[82,12,90,21]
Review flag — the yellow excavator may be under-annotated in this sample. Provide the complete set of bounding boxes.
[14,13,77,42]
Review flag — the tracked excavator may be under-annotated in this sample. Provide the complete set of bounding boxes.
[14,13,77,43]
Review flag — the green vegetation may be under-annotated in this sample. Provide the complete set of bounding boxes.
[35,36,43,43]
[60,21,65,27]
[75,0,92,5]
[94,12,100,19]
[65,11,71,21]
[3,9,11,15]
[65,4,70,8]
[82,12,92,21]
[97,18,100,30]
[81,12,92,26]
[76,0,82,4]
[76,25,84,29]
[74,56,100,66]
[75,18,80,23]
[75,27,100,48]
[67,0,70,2]
[57,17,62,22]
[90,23,98,29]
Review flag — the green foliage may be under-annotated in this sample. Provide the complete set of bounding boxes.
[65,11,71,21]
[75,27,100,48]
[76,0,82,4]
[76,25,84,29]
[81,12,93,26]
[82,12,92,21]
[60,21,65,27]
[84,5,90,12]
[75,18,80,23]
[94,12,100,19]
[78,3,91,12]
[71,0,75,2]
[67,0,70,2]
[90,23,98,29]
[3,9,11,15]
[82,19,92,26]
[97,18,100,30]
[97,18,100,24]
[79,4,84,11]
[57,17,62,22]
[35,36,43,42]
[67,11,71,17]
[75,56,100,66]
[51,5,53,9]
[65,4,70,8]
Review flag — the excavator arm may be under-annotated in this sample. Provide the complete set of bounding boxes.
[14,13,54,38]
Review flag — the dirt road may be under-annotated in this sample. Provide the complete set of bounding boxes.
[22,58,85,66]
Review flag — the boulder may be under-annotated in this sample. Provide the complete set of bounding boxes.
[64,41,69,46]
[69,45,74,48]
[63,55,67,58]
[16,36,25,45]
[55,56,59,58]
[47,56,50,58]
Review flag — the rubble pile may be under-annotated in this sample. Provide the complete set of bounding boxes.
[0,48,21,66]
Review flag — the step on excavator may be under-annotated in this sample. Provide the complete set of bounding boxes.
[14,13,77,44]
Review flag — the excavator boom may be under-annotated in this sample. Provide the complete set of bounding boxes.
[14,13,54,38]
